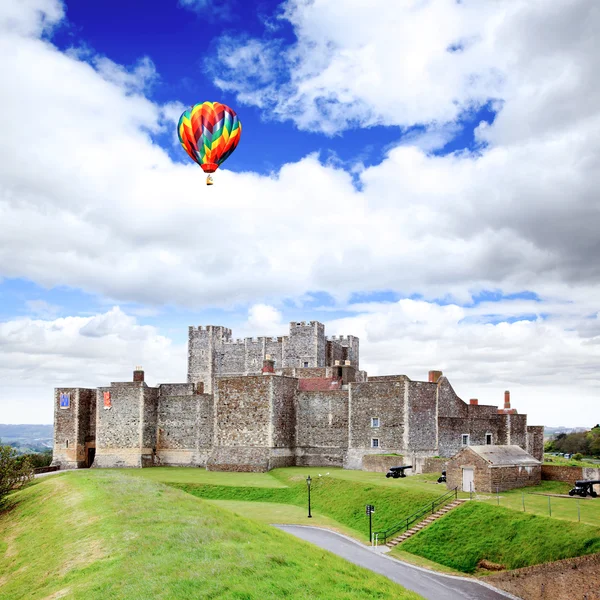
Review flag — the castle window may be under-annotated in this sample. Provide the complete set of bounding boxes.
[371,417,380,428]
[371,438,379,448]
[486,433,493,445]
[462,434,470,446]
[65,439,69,448]
[303,361,309,368]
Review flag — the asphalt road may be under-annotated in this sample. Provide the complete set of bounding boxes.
[275,525,519,600]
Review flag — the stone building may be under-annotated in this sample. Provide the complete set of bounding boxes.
[51,321,544,472]
[446,445,542,493]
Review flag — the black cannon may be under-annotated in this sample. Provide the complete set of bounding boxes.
[437,470,447,484]
[568,480,599,498]
[385,465,412,479]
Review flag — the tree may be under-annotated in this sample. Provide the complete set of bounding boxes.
[0,444,33,505]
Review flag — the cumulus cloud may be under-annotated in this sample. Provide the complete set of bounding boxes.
[0,0,599,426]
[209,0,599,139]
[0,307,186,423]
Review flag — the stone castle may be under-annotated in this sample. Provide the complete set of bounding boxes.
[52,320,544,471]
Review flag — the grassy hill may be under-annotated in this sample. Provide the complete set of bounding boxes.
[398,502,600,573]
[132,466,445,541]
[0,471,422,600]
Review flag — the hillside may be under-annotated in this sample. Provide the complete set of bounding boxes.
[398,502,600,573]
[0,424,53,452]
[0,471,422,600]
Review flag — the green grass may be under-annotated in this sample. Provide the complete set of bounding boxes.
[0,470,422,600]
[118,466,287,487]
[543,454,600,468]
[398,502,600,573]
[162,468,445,541]
[476,481,600,527]
[203,499,361,538]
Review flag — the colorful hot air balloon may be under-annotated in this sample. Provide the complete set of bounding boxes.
[177,101,242,185]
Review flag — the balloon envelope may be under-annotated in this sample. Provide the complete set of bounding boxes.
[177,101,241,173]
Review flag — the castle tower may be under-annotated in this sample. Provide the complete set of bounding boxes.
[282,321,326,368]
[187,325,232,394]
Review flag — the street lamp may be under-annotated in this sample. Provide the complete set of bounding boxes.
[306,475,312,518]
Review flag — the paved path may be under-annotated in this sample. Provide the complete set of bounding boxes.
[275,525,519,600]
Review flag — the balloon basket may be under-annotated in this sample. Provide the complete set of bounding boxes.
[206,175,214,186]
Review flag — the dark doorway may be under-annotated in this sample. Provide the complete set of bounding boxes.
[86,447,96,468]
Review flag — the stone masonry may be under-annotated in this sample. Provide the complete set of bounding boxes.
[52,321,543,472]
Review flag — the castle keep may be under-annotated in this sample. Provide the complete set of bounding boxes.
[52,321,544,472]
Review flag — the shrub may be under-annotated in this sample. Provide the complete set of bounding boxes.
[573,453,583,461]
[0,444,34,505]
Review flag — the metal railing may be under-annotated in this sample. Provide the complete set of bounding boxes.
[373,487,458,544]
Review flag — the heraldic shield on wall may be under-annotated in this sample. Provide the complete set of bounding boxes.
[103,391,111,410]
[59,392,70,409]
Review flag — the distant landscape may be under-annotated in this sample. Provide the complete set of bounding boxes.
[0,424,53,453]
[0,423,593,452]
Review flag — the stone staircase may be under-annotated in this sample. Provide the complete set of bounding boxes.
[386,499,466,548]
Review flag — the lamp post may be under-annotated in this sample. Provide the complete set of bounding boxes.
[306,475,312,518]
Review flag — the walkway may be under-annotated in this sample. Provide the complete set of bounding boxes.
[275,525,519,600]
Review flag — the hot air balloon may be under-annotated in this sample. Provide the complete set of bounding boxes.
[177,101,242,185]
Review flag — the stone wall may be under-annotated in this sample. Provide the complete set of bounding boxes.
[283,321,324,368]
[345,381,405,469]
[208,375,298,471]
[483,552,600,600]
[541,464,583,484]
[156,392,213,466]
[446,447,490,492]
[362,454,404,473]
[94,382,151,468]
[296,390,348,466]
[526,425,544,461]
[420,457,447,474]
[51,388,95,469]
[489,464,541,492]
[407,381,437,452]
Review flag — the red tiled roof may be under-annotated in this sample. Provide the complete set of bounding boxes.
[298,378,342,391]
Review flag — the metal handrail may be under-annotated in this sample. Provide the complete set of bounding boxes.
[373,487,458,544]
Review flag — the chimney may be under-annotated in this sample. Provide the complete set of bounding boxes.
[428,370,443,383]
[133,366,144,382]
[262,354,275,374]
[470,399,478,405]
[504,390,511,410]
[195,382,204,394]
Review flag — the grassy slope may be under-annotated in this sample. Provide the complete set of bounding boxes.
[0,471,422,600]
[161,468,444,541]
[398,502,600,573]
[477,480,600,527]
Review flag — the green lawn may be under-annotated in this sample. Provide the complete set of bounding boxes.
[0,471,422,600]
[397,501,600,574]
[475,480,600,527]
[543,453,600,468]
[160,468,446,541]
[118,466,288,487]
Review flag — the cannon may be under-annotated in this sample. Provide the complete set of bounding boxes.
[568,480,599,498]
[437,470,447,484]
[385,465,412,478]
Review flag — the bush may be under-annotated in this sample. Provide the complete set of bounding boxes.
[0,444,34,505]
[573,453,583,461]
[16,450,52,469]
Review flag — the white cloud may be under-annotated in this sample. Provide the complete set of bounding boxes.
[0,0,599,426]
[210,0,599,140]
[0,307,186,423]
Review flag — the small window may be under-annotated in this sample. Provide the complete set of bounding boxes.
[371,417,380,428]
[462,434,470,446]
[65,439,69,448]
[303,361,309,368]
[371,438,379,448]
[486,433,492,445]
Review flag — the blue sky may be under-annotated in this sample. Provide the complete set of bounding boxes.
[1,0,599,426]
